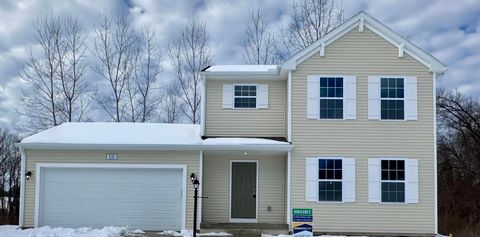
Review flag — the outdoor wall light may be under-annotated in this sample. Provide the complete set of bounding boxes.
[190,173,196,182]
[25,171,32,181]
[193,179,200,189]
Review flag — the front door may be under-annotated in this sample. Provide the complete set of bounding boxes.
[231,161,257,221]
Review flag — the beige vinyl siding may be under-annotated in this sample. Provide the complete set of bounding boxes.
[205,80,286,137]
[290,27,435,234]
[202,153,286,224]
[23,149,199,229]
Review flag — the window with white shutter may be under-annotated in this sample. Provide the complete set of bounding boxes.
[305,157,356,203]
[306,75,357,120]
[368,158,419,204]
[222,84,233,109]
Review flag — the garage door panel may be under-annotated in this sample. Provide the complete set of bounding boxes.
[39,167,184,230]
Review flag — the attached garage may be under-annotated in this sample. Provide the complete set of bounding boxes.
[36,164,186,230]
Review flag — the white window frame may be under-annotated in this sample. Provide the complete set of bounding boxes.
[379,158,407,204]
[233,84,258,109]
[318,76,345,120]
[380,77,406,121]
[317,157,344,203]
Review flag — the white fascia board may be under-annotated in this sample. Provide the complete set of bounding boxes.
[17,143,293,152]
[280,11,447,74]
[202,72,282,80]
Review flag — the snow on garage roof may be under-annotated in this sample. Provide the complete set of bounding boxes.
[19,122,292,151]
[204,65,278,73]
[20,122,202,146]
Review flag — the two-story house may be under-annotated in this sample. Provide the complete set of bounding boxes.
[18,12,446,236]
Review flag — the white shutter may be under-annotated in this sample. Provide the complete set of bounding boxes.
[307,76,319,119]
[257,84,269,109]
[222,84,233,109]
[368,158,381,202]
[305,157,318,202]
[344,76,357,119]
[342,158,356,202]
[368,76,381,120]
[405,76,418,120]
[405,159,419,203]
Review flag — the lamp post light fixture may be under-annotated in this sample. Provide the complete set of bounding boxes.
[190,173,200,237]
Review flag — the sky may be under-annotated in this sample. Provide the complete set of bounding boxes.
[0,0,479,131]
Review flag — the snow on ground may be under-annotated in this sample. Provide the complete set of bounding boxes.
[0,226,144,237]
[261,234,367,237]
[158,230,232,237]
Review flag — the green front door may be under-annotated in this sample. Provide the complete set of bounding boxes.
[231,162,257,219]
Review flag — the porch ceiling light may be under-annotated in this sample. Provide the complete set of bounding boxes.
[243,152,248,155]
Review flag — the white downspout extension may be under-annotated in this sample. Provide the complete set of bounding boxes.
[287,71,292,142]
[19,147,26,227]
[200,75,206,137]
[287,151,291,231]
[433,72,438,234]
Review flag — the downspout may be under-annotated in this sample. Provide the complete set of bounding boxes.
[200,74,206,137]
[287,71,292,142]
[19,147,26,227]
[287,151,291,231]
[433,72,438,234]
[199,151,203,227]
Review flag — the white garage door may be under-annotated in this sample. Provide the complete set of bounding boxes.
[38,166,184,230]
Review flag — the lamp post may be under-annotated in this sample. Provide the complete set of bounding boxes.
[190,173,200,237]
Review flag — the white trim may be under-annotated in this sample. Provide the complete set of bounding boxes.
[433,72,438,234]
[199,151,203,226]
[287,71,292,142]
[359,17,364,32]
[19,148,26,227]
[281,11,447,73]
[398,43,405,58]
[18,143,293,151]
[232,84,259,109]
[34,163,188,230]
[310,75,351,120]
[319,42,325,57]
[229,160,259,223]
[286,151,291,229]
[376,158,408,204]
[200,75,206,136]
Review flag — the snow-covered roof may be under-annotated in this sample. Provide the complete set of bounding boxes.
[21,122,202,145]
[19,122,292,151]
[204,65,278,73]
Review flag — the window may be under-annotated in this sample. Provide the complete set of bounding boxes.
[380,78,404,120]
[381,160,405,203]
[319,77,343,119]
[318,159,342,201]
[234,85,257,108]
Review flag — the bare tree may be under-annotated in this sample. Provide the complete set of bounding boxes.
[57,17,90,123]
[159,80,184,123]
[17,14,62,132]
[0,129,20,224]
[92,13,139,122]
[168,17,212,124]
[279,0,344,59]
[243,4,278,64]
[132,26,163,122]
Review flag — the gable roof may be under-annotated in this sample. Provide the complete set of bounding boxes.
[281,11,447,74]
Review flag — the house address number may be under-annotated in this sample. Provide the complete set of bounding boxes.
[106,153,118,160]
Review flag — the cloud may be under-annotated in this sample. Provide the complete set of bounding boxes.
[0,0,479,131]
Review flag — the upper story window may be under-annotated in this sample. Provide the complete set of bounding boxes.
[318,158,343,202]
[234,85,257,108]
[381,160,405,203]
[319,77,343,119]
[380,78,404,120]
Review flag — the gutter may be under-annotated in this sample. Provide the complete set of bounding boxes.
[16,143,293,152]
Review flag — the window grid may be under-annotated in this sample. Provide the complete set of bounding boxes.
[234,85,257,108]
[318,158,342,202]
[381,160,406,203]
[319,77,344,119]
[380,78,404,120]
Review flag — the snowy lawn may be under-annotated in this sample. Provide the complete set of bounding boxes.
[0,225,144,237]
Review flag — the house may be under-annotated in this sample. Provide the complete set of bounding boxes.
[17,12,447,236]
